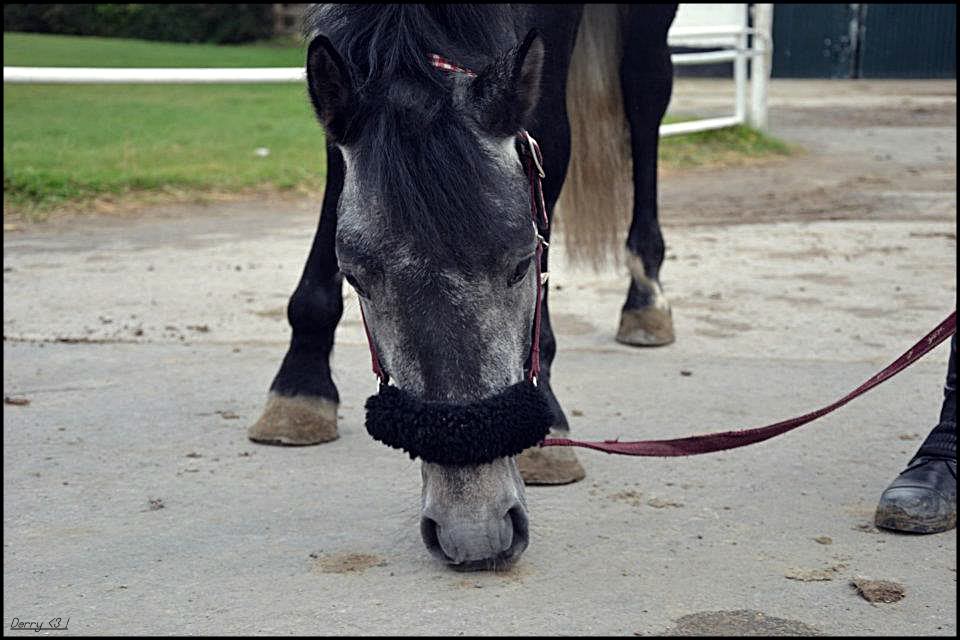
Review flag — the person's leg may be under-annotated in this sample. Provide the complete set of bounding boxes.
[875,332,956,533]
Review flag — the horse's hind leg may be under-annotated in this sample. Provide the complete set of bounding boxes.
[248,144,344,445]
[616,5,677,347]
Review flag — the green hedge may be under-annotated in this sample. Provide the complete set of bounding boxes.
[3,4,274,44]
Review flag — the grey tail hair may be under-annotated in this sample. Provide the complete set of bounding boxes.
[554,4,631,270]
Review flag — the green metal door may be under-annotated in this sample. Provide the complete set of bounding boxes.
[859,4,956,78]
[772,3,956,78]
[771,4,859,78]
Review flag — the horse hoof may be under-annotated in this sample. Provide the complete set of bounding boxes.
[247,393,339,446]
[518,438,586,485]
[616,307,675,347]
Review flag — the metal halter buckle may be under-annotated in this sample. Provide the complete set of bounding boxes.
[525,131,546,179]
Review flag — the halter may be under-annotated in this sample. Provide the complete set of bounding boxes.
[357,54,549,389]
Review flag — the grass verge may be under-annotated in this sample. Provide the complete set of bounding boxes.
[4,83,327,218]
[659,120,796,172]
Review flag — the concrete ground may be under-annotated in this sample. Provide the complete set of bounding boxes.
[3,79,957,635]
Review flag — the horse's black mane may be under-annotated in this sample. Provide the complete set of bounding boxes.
[304,5,531,270]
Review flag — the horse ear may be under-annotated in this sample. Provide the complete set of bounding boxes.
[469,29,545,137]
[306,34,354,141]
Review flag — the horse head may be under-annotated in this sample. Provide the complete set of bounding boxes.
[306,24,547,569]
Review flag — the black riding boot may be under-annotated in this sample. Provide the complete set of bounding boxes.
[875,333,956,533]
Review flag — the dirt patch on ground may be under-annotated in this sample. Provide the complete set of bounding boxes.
[662,609,821,636]
[310,552,386,575]
[646,497,684,509]
[785,562,847,582]
[608,489,644,507]
[851,577,906,603]
[252,307,285,320]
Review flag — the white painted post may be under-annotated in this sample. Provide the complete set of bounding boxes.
[750,4,774,130]
[733,6,748,125]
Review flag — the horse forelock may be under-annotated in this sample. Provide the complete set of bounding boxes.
[347,105,530,274]
[309,4,530,271]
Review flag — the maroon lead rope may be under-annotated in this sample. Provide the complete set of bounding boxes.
[541,311,956,457]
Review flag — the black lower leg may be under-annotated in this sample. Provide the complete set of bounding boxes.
[621,87,669,314]
[621,6,675,302]
[270,144,344,401]
[248,144,345,445]
[616,5,678,346]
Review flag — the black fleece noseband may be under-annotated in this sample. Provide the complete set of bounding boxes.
[364,381,553,466]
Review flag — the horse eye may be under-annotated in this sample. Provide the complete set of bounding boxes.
[507,257,533,287]
[342,272,370,299]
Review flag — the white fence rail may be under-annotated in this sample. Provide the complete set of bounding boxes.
[3,66,305,84]
[3,4,773,135]
[662,4,773,136]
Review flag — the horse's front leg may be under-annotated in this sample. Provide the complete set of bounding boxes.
[248,144,344,445]
[515,14,587,483]
[616,5,677,347]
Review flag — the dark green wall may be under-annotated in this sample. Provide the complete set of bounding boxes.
[859,4,955,78]
[771,4,956,79]
[771,4,858,78]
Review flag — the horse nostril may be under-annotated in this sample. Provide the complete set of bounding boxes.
[506,504,529,559]
[420,516,453,562]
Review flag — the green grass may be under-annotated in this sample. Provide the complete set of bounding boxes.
[3,33,793,216]
[4,83,327,213]
[3,32,306,67]
[659,117,795,170]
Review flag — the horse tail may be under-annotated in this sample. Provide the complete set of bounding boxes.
[554,4,631,269]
